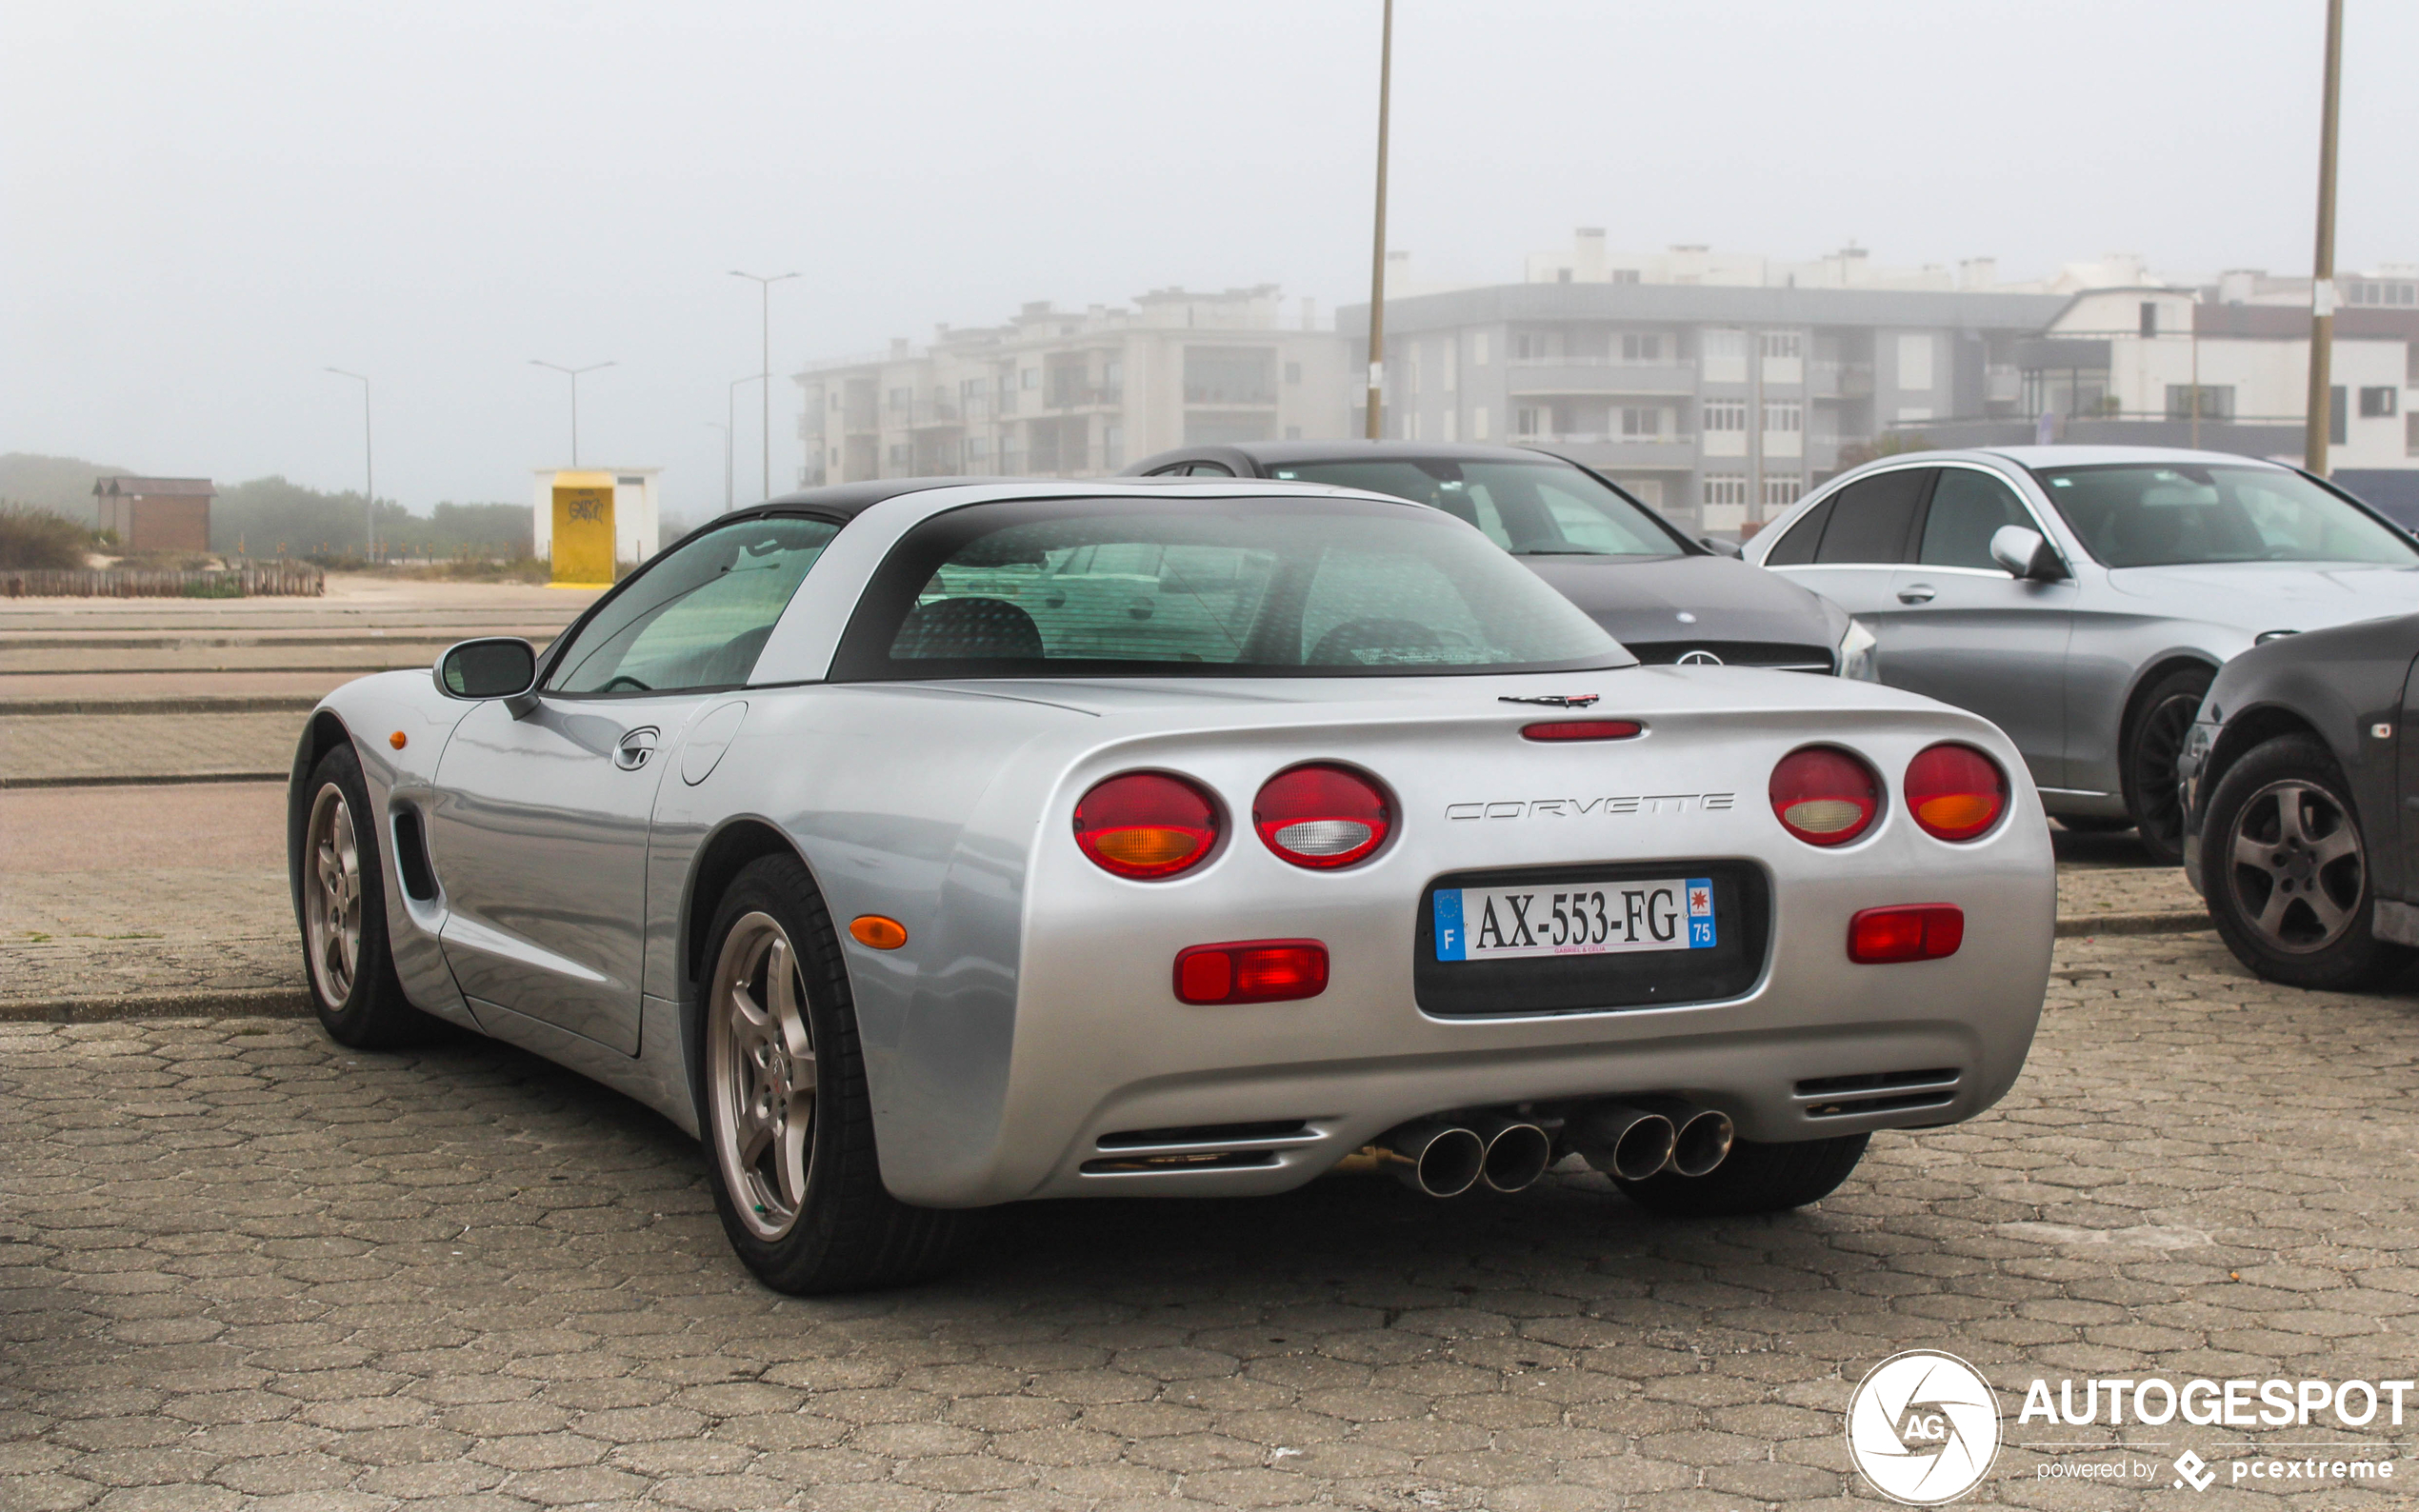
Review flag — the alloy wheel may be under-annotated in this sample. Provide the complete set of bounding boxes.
[708,911,819,1241]
[2226,778,2365,953]
[2129,691,2200,851]
[304,782,362,1005]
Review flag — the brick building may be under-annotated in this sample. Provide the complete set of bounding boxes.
[92,477,214,552]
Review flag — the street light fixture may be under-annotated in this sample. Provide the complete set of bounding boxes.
[530,359,616,467]
[730,269,799,501]
[1363,0,1394,441]
[323,368,374,558]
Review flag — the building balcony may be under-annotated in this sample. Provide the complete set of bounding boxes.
[1517,435,1700,470]
[1506,364,1696,398]
[1047,387,1125,409]
[1808,361,1874,398]
[1182,388,1277,406]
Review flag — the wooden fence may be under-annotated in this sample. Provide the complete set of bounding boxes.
[0,563,326,599]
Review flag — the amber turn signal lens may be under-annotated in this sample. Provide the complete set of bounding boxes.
[389,730,408,749]
[1073,772,1221,880]
[1904,743,2009,842]
[849,915,909,950]
[1847,904,1964,964]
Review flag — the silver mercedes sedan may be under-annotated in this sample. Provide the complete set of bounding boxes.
[1744,446,2419,864]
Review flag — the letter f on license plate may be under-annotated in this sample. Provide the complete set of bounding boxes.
[1434,877,1715,962]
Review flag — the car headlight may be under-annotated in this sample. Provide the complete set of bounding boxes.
[1836,618,1879,681]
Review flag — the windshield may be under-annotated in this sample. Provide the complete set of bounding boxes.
[2033,463,2417,569]
[1264,458,1682,558]
[831,496,1629,680]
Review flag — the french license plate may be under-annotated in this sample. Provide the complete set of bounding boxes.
[1432,877,1715,962]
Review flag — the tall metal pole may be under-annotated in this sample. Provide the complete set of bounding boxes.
[730,270,799,499]
[2303,0,2346,475]
[1363,0,1393,441]
[530,359,616,468]
[325,368,373,556]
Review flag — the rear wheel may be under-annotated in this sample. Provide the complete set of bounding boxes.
[698,853,973,1293]
[301,743,432,1047]
[2201,733,2409,991]
[2120,666,2212,866]
[1612,1133,1869,1217]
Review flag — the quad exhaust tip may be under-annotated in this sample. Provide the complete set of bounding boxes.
[1667,1105,1735,1178]
[1472,1117,1554,1194]
[1379,1121,1487,1198]
[1374,1099,1731,1197]
[1571,1104,1679,1182]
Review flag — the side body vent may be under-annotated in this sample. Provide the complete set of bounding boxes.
[1793,1067,1962,1119]
[391,808,440,902]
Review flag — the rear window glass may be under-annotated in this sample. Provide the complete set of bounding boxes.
[830,497,1629,680]
[1266,459,1679,558]
[2033,463,2418,567]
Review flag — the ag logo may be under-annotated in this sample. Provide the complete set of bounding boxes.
[1846,1350,2002,1504]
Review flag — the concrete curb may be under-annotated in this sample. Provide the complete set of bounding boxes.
[0,771,288,789]
[0,987,312,1024]
[2053,910,2211,938]
[0,694,323,716]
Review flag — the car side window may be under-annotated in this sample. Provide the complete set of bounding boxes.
[1760,497,1833,566]
[549,516,839,694]
[1185,462,1235,477]
[1813,468,1933,565]
[1918,469,2035,570]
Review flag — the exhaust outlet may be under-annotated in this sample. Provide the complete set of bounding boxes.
[1569,1104,1678,1183]
[1469,1118,1554,1193]
[1666,1105,1734,1178]
[1378,1121,1486,1198]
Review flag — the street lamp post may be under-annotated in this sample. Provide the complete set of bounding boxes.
[706,422,730,514]
[1364,0,1394,441]
[730,270,799,501]
[530,359,616,467]
[323,368,374,558]
[2304,0,2346,476]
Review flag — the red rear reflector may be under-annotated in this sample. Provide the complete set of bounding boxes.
[1253,764,1392,868]
[1848,905,1965,964]
[1172,940,1329,1004]
[1904,743,2009,842]
[1769,746,1883,846]
[1521,720,1643,742]
[1073,772,1220,880]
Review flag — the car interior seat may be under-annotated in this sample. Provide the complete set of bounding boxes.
[892,597,1045,660]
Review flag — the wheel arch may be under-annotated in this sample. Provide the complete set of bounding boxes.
[2118,653,2222,755]
[680,817,814,997]
[287,709,358,931]
[2199,703,2325,807]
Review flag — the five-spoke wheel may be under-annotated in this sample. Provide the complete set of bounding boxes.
[708,911,820,1242]
[305,782,364,1005]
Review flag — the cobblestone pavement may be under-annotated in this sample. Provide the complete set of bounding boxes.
[0,712,309,785]
[5,929,2416,1510]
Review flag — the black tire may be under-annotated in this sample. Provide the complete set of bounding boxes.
[695,853,973,1294]
[2119,666,2213,866]
[2200,733,2409,991]
[299,743,434,1048]
[2053,815,2133,835]
[1613,1133,1869,1217]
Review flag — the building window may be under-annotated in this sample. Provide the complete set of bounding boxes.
[1472,406,1489,441]
[1703,474,1749,507]
[2139,302,2158,337]
[1441,410,1457,443]
[964,437,989,464]
[1702,400,1748,432]
[1620,407,1662,438]
[2408,412,2419,457]
[1439,341,1457,392]
[1762,402,1802,433]
[887,443,909,467]
[889,388,910,411]
[1622,333,1663,363]
[2166,385,2235,420]
[1511,332,1540,361]
[2360,386,2400,419]
[1184,347,1276,404]
[1701,329,1749,383]
[1762,474,1803,508]
[1515,406,1544,436]
[2409,341,2419,384]
[1103,423,1125,470]
[1757,331,1801,360]
[1021,368,1038,389]
[1612,269,1641,285]
[2331,387,2348,446]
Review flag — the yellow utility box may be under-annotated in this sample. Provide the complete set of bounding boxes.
[549,470,617,587]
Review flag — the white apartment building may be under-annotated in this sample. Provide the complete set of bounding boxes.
[793,287,1348,487]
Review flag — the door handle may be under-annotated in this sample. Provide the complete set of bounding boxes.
[1897,584,1936,605]
[612,726,659,770]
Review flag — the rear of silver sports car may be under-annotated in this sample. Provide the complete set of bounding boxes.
[888,670,2054,1207]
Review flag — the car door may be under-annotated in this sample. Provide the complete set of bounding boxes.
[1885,465,2075,789]
[1759,465,1932,650]
[428,514,837,1052]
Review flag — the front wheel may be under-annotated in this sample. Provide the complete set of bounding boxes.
[697,853,972,1294]
[1612,1133,1869,1217]
[2121,666,2212,866]
[300,742,432,1047]
[2201,733,2409,990]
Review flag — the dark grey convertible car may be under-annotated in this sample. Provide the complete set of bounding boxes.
[1126,441,1862,677]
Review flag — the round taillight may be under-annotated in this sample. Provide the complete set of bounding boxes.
[1769,746,1882,846]
[1072,772,1220,879]
[1905,743,2009,842]
[1253,764,1392,868]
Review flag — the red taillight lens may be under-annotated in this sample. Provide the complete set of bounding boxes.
[1848,905,1965,964]
[1253,764,1392,868]
[1905,743,2009,842]
[1073,772,1220,879]
[1173,940,1329,1004]
[1769,746,1882,846]
[1521,720,1644,742]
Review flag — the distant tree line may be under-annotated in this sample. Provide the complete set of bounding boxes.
[210,477,530,560]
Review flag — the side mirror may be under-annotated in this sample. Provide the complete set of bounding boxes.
[1698,536,1745,559]
[1989,525,2065,581]
[435,638,538,700]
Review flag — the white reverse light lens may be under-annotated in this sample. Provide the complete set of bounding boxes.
[1272,819,1371,856]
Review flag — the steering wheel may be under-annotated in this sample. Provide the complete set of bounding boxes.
[598,675,650,693]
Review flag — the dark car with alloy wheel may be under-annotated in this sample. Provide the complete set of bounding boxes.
[2178,612,2419,989]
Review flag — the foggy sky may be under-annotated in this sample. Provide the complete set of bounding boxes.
[6,0,2412,520]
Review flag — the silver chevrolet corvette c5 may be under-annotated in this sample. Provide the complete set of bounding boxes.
[289,477,2054,1293]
